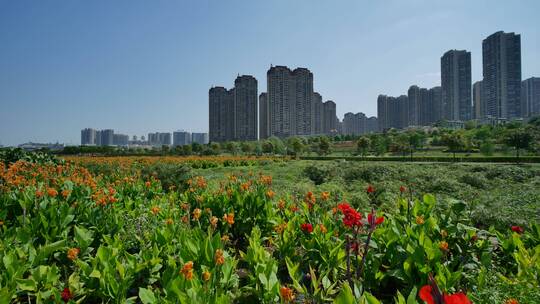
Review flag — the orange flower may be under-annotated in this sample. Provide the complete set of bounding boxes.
[319,224,327,234]
[202,270,211,282]
[35,189,44,198]
[0,220,4,226]
[416,216,425,225]
[321,191,330,201]
[505,299,519,304]
[180,203,189,210]
[304,191,316,205]
[145,181,151,188]
[240,182,250,191]
[67,248,80,261]
[280,286,295,302]
[165,218,174,225]
[221,235,230,242]
[210,216,218,228]
[290,204,299,212]
[47,188,58,197]
[215,249,225,266]
[260,175,272,185]
[266,190,275,199]
[180,261,194,280]
[196,176,207,189]
[223,213,234,225]
[439,241,449,251]
[62,189,71,198]
[181,215,189,223]
[193,208,202,220]
[274,223,287,234]
[277,199,286,210]
[151,206,161,215]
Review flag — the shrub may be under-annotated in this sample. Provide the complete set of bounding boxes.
[303,164,334,185]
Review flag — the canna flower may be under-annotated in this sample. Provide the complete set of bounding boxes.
[67,248,80,261]
[277,199,286,210]
[505,299,519,304]
[439,241,449,252]
[181,215,189,223]
[61,287,73,303]
[223,213,234,225]
[321,191,330,201]
[240,182,250,192]
[192,208,202,220]
[221,235,230,242]
[180,203,189,210]
[202,270,211,282]
[416,216,425,225]
[280,286,295,303]
[210,216,218,228]
[62,189,71,199]
[400,185,406,193]
[419,285,471,304]
[47,188,58,197]
[367,211,384,228]
[266,190,275,199]
[366,184,375,194]
[151,206,161,215]
[145,181,151,188]
[511,226,524,234]
[300,223,313,233]
[440,230,448,238]
[0,220,3,226]
[215,249,225,265]
[180,261,194,280]
[35,189,44,198]
[319,224,327,234]
[165,218,173,225]
[290,204,299,212]
[337,203,362,228]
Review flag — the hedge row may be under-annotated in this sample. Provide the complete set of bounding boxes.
[299,155,540,163]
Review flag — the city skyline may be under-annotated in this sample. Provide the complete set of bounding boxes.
[1,1,540,146]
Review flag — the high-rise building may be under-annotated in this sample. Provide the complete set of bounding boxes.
[100,129,114,146]
[482,31,522,119]
[313,92,323,134]
[148,132,171,146]
[322,100,336,134]
[407,86,420,126]
[343,112,369,135]
[418,87,431,126]
[377,94,409,130]
[266,65,318,137]
[234,75,258,141]
[428,86,443,123]
[113,134,129,146]
[522,77,540,118]
[473,81,484,119]
[259,93,269,139]
[209,86,234,142]
[81,128,97,145]
[366,117,378,133]
[377,95,388,131]
[191,132,209,145]
[173,131,191,146]
[441,50,472,121]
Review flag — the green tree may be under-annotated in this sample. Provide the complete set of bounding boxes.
[225,142,238,155]
[262,141,274,154]
[318,137,331,156]
[241,142,254,155]
[356,136,371,158]
[191,142,202,154]
[442,132,465,161]
[182,144,192,155]
[479,140,495,156]
[503,128,533,160]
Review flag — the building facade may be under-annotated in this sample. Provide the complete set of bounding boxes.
[482,31,522,119]
[441,50,472,121]
[234,75,258,141]
[173,131,191,146]
[209,86,234,142]
[322,100,337,135]
[259,93,269,139]
[313,92,323,135]
[191,132,209,145]
[473,81,484,119]
[522,77,540,118]
[81,128,97,145]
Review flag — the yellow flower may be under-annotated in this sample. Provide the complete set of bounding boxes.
[215,249,225,266]
[67,248,80,261]
[202,270,211,282]
[151,206,161,215]
[193,208,202,220]
[210,216,218,228]
[439,241,449,251]
[280,286,295,302]
[416,216,425,225]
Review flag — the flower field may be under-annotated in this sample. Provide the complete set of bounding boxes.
[0,157,539,303]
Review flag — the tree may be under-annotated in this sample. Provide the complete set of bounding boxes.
[442,132,465,161]
[191,142,202,154]
[182,144,192,155]
[262,141,274,154]
[356,136,371,158]
[318,137,331,156]
[241,142,254,155]
[406,131,425,160]
[287,137,305,158]
[503,128,533,160]
[479,140,495,156]
[225,142,238,155]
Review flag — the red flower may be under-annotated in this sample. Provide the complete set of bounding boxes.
[301,223,313,233]
[511,226,524,234]
[337,203,362,228]
[366,185,375,194]
[400,185,406,193]
[419,285,471,304]
[367,212,384,227]
[61,287,72,302]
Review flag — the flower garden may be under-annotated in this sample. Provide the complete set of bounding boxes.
[0,155,539,303]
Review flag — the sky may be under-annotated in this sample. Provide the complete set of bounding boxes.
[1,0,539,146]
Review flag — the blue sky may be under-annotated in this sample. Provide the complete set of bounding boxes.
[1,0,539,146]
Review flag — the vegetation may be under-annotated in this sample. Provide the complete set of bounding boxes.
[1,153,539,303]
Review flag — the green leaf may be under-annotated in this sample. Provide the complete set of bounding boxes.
[334,283,355,304]
[16,278,37,291]
[407,286,418,304]
[362,292,381,304]
[139,287,157,304]
[74,225,94,250]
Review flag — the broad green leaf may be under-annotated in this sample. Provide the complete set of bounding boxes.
[139,287,157,304]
